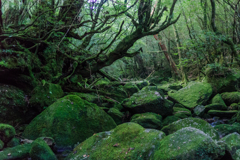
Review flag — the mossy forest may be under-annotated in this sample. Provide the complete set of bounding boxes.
[2,0,240,159]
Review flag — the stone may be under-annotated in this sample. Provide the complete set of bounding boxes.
[221,132,240,160]
[229,103,240,110]
[130,112,162,129]
[0,124,16,143]
[211,94,227,107]
[0,84,27,124]
[193,105,205,117]
[168,82,213,109]
[153,127,225,160]
[108,108,124,125]
[30,138,57,160]
[205,103,228,112]
[215,123,240,138]
[161,117,219,140]
[221,92,240,106]
[23,95,117,150]
[122,89,173,117]
[29,83,64,112]
[208,110,238,118]
[162,116,181,127]
[123,83,139,97]
[173,107,191,119]
[0,143,31,160]
[66,122,166,160]
[6,137,20,148]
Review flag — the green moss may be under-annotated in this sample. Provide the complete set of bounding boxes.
[173,107,191,118]
[29,83,64,110]
[108,108,124,125]
[211,94,227,107]
[193,105,205,117]
[134,81,149,90]
[229,103,240,110]
[205,103,227,112]
[161,118,219,140]
[173,103,185,108]
[0,143,31,160]
[122,90,173,117]
[162,116,181,126]
[123,83,139,97]
[131,112,162,129]
[221,92,240,106]
[23,95,117,149]
[215,123,240,138]
[168,82,213,109]
[221,132,240,160]
[0,124,16,143]
[67,122,166,160]
[30,138,57,160]
[0,84,27,124]
[6,137,20,148]
[153,127,225,160]
[208,110,237,118]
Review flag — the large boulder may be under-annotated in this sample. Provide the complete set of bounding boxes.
[161,117,219,140]
[23,95,117,150]
[122,89,173,117]
[130,112,162,129]
[221,92,240,106]
[168,82,213,109]
[66,122,166,160]
[222,132,240,160]
[29,83,64,112]
[0,84,27,124]
[123,83,139,97]
[153,127,225,160]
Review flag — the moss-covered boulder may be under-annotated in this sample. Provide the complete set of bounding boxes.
[23,95,117,150]
[173,103,185,108]
[168,82,213,109]
[123,83,139,97]
[122,90,173,117]
[66,122,166,160]
[0,139,4,150]
[153,127,225,160]
[157,83,183,94]
[108,108,124,125]
[221,132,240,160]
[206,67,240,93]
[141,86,164,97]
[205,103,228,112]
[29,83,64,111]
[0,143,31,160]
[130,112,162,129]
[6,137,20,148]
[215,123,240,138]
[161,117,219,140]
[162,116,181,127]
[193,105,205,117]
[0,124,16,143]
[134,81,149,90]
[173,107,191,119]
[229,103,240,110]
[0,84,27,124]
[211,94,227,106]
[71,92,118,108]
[208,110,238,118]
[221,92,240,106]
[30,138,57,160]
